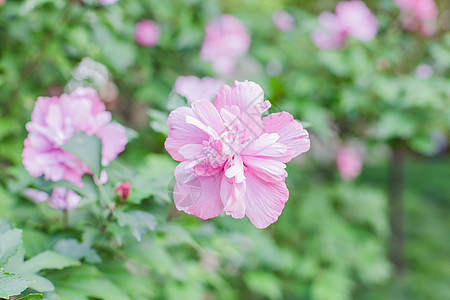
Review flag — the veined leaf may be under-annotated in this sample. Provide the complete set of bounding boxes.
[0,270,29,298]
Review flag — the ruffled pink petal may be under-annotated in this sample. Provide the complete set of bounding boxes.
[262,112,310,162]
[30,96,59,125]
[68,87,106,115]
[243,156,287,182]
[165,106,210,161]
[214,81,265,113]
[191,100,226,134]
[241,133,285,156]
[178,143,205,160]
[244,169,289,228]
[173,161,223,219]
[97,122,128,165]
[173,76,224,103]
[220,175,246,216]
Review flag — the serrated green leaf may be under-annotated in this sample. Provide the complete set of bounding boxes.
[21,250,78,274]
[114,210,157,241]
[61,132,102,176]
[0,229,23,267]
[0,270,29,298]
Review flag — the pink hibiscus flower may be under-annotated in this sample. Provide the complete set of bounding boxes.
[98,0,119,5]
[49,187,81,210]
[312,0,378,49]
[336,146,362,180]
[173,76,225,103]
[134,19,160,47]
[272,10,296,32]
[395,0,438,35]
[165,81,310,228]
[22,87,128,186]
[200,15,251,75]
[24,187,81,210]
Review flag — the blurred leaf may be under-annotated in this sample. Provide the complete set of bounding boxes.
[0,229,22,267]
[134,154,176,203]
[48,265,130,300]
[114,210,157,241]
[244,272,282,300]
[25,273,55,292]
[61,132,102,177]
[312,268,353,300]
[53,239,101,263]
[148,109,170,135]
[21,250,78,274]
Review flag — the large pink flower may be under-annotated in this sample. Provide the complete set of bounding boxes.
[22,87,128,186]
[395,0,438,35]
[200,15,251,75]
[165,81,310,228]
[173,76,225,103]
[312,0,378,49]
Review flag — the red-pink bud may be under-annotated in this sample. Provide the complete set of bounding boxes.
[114,181,131,200]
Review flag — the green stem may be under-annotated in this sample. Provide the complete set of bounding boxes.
[62,209,69,229]
[96,181,114,211]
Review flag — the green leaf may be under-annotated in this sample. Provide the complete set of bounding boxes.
[61,132,102,176]
[134,154,177,203]
[25,273,55,292]
[244,272,282,300]
[21,250,79,274]
[0,229,23,267]
[22,294,45,300]
[54,239,101,263]
[114,210,157,241]
[148,109,170,135]
[0,270,29,298]
[48,266,130,300]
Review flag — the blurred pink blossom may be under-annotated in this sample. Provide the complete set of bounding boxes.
[98,0,119,5]
[165,81,310,228]
[336,146,363,180]
[395,0,438,35]
[272,10,296,32]
[49,187,81,210]
[312,0,378,49]
[200,15,251,75]
[173,76,225,103]
[25,188,49,203]
[134,19,160,47]
[115,181,131,200]
[415,63,434,79]
[22,87,128,186]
